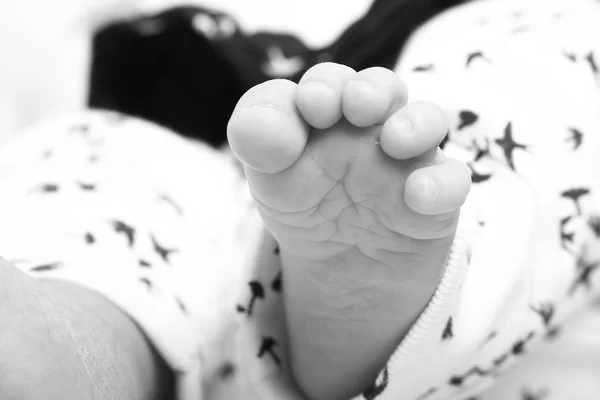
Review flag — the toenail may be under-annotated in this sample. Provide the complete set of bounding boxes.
[351,80,377,96]
[301,80,333,97]
[245,103,281,111]
[393,116,413,136]
[422,177,438,201]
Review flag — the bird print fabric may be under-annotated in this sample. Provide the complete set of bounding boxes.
[236,0,600,399]
[3,0,600,400]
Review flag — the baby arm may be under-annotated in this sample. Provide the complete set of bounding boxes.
[0,259,172,399]
[0,111,251,400]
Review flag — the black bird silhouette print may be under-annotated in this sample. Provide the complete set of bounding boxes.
[442,317,454,341]
[585,51,598,75]
[110,220,136,247]
[530,303,555,328]
[237,280,265,316]
[413,64,435,72]
[29,183,60,195]
[416,387,438,400]
[457,110,479,130]
[495,122,528,170]
[271,272,282,293]
[483,331,498,345]
[83,232,96,244]
[566,127,583,150]
[561,187,591,216]
[469,164,493,184]
[29,262,63,273]
[156,193,184,215]
[258,337,281,366]
[139,259,152,268]
[150,234,178,264]
[472,138,491,162]
[448,331,535,387]
[140,276,155,291]
[175,296,188,314]
[560,215,575,252]
[466,51,489,67]
[67,230,97,245]
[77,181,97,192]
[568,253,599,295]
[563,50,577,62]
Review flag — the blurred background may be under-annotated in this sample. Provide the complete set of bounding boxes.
[89,0,373,147]
[0,0,450,148]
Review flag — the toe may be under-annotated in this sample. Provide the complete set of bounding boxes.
[404,158,471,215]
[342,67,408,127]
[227,79,309,174]
[296,62,356,129]
[380,101,448,160]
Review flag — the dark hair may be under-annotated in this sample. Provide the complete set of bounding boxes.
[89,1,467,147]
[324,0,469,72]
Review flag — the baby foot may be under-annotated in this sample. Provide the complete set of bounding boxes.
[228,63,471,400]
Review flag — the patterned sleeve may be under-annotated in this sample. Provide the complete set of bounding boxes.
[0,111,256,400]
[235,1,600,400]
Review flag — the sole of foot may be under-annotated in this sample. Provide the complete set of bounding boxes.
[228,62,471,400]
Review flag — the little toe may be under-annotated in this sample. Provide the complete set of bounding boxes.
[342,67,408,127]
[227,79,309,174]
[296,62,356,129]
[404,158,471,215]
[380,101,448,160]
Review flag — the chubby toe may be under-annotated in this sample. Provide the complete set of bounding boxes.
[380,101,448,160]
[227,79,309,174]
[342,67,408,127]
[404,158,471,215]
[296,62,356,130]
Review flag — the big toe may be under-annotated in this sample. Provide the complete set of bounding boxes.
[227,79,309,174]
